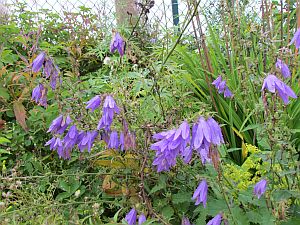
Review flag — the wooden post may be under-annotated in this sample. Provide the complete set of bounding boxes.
[114,0,139,28]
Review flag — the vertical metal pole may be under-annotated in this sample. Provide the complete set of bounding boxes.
[171,0,179,26]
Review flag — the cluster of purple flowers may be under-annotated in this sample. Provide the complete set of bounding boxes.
[31,52,60,107]
[45,114,99,159]
[151,117,224,172]
[125,208,146,225]
[45,95,136,158]
[97,95,120,131]
[212,75,233,98]
[261,74,297,105]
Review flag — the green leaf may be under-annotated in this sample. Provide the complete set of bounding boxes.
[172,192,191,204]
[0,149,11,154]
[0,87,10,100]
[0,137,10,144]
[161,205,174,220]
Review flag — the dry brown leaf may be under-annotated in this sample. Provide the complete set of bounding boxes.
[13,101,28,131]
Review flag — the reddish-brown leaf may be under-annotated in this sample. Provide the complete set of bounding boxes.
[13,101,28,131]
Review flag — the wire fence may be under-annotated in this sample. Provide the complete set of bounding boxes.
[1,0,261,35]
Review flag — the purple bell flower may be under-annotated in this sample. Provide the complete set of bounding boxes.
[192,179,208,207]
[289,28,300,49]
[119,131,125,151]
[85,95,101,112]
[110,32,125,57]
[63,125,78,150]
[47,115,72,134]
[108,131,119,149]
[97,95,120,131]
[125,208,137,225]
[275,59,291,78]
[207,214,222,225]
[261,74,297,104]
[253,179,267,199]
[45,137,65,158]
[32,83,47,107]
[138,214,146,225]
[212,75,233,98]
[181,217,192,225]
[77,131,98,152]
[32,52,46,73]
[45,136,57,150]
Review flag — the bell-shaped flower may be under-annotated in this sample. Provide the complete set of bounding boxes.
[125,208,137,225]
[261,74,297,104]
[181,217,192,225]
[32,52,46,73]
[110,32,125,57]
[207,214,222,225]
[108,131,119,149]
[192,179,208,207]
[63,125,78,150]
[97,95,120,131]
[77,131,98,152]
[47,115,72,134]
[212,75,233,98]
[289,28,300,49]
[253,179,267,199]
[275,59,291,78]
[85,95,101,112]
[32,83,47,107]
[138,214,146,225]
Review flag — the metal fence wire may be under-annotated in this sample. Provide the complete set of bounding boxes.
[1,0,260,33]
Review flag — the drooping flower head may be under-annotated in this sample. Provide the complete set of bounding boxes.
[110,32,125,57]
[138,214,146,225]
[77,131,98,153]
[63,125,78,150]
[261,74,297,104]
[32,52,46,73]
[207,214,222,225]
[151,129,178,172]
[181,217,192,225]
[253,179,267,199]
[32,83,47,107]
[212,75,233,98]
[289,28,300,49]
[125,208,137,225]
[47,115,72,134]
[45,137,65,159]
[275,59,291,78]
[97,95,120,131]
[192,179,208,207]
[85,95,101,112]
[108,130,119,149]
[192,117,224,165]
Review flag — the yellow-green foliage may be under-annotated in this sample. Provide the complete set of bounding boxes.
[224,144,268,190]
